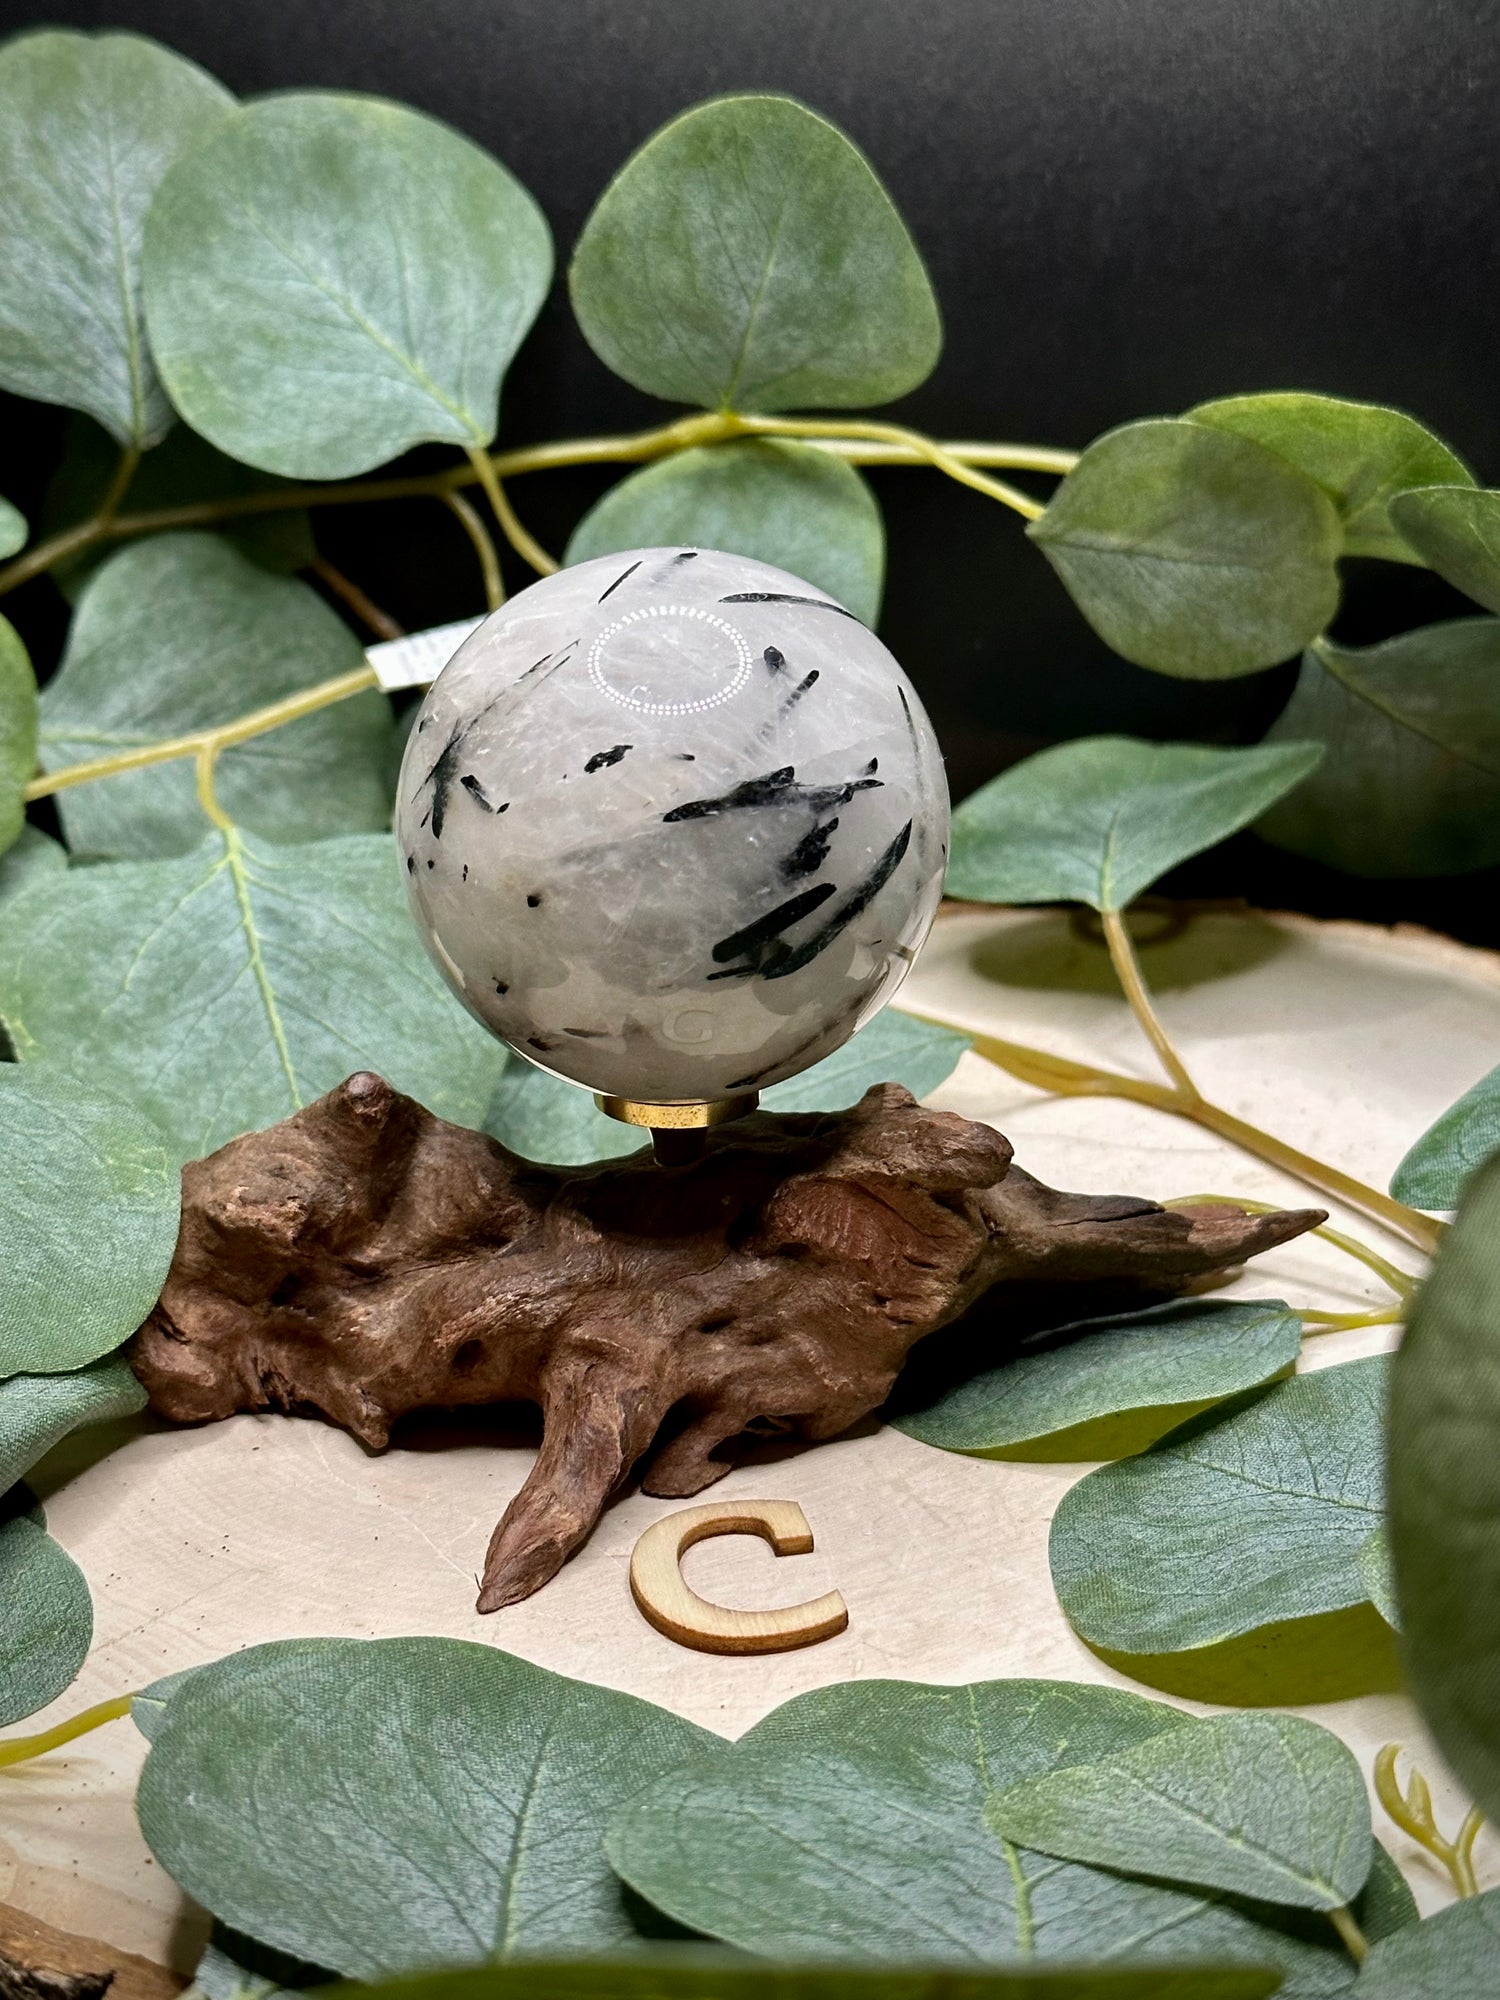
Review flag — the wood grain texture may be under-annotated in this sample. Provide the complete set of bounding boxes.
[630,1499,849,1653]
[0,1904,183,2000]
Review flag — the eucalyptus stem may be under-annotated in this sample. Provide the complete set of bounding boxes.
[731,411,1049,519]
[1102,907,1201,1099]
[195,741,233,831]
[464,444,558,576]
[306,554,405,641]
[0,1691,135,1767]
[443,490,504,609]
[1328,1905,1369,1964]
[1374,1745,1485,1899]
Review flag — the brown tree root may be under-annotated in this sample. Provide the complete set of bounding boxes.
[0,1902,184,2000]
[131,1074,1322,1613]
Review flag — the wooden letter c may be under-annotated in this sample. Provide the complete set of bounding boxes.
[629,1499,849,1655]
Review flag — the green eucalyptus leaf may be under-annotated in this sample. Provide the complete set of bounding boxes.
[1257,627,1500,877]
[1389,1152,1500,1823]
[895,1299,1303,1462]
[1189,394,1472,564]
[0,1353,147,1497]
[606,1674,1404,1991]
[143,93,552,478]
[135,1636,717,1976]
[1388,487,1500,612]
[946,736,1323,912]
[0,612,38,857]
[1356,1528,1399,1630]
[362,1960,1285,2000]
[1050,1358,1387,1666]
[0,29,234,447]
[191,1927,330,2000]
[0,1502,92,1727]
[39,534,395,858]
[42,413,315,600]
[0,826,65,912]
[566,441,885,626]
[0,497,26,559]
[990,1711,1371,1913]
[484,1009,968,1165]
[0,1066,179,1375]
[1355,1888,1500,1998]
[1391,1059,1500,1208]
[0,829,506,1162]
[1028,419,1342,679]
[570,94,940,414]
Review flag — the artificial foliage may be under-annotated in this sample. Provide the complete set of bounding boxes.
[0,21,1497,1989]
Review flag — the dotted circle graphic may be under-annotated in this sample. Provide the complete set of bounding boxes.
[588,604,753,716]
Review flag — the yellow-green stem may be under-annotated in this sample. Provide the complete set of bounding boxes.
[443,490,504,609]
[465,445,558,576]
[1328,1906,1369,1964]
[0,1692,135,1767]
[1102,907,1201,1099]
[195,741,233,831]
[732,411,1049,518]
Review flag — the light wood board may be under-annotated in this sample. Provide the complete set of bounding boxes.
[5,904,1499,1963]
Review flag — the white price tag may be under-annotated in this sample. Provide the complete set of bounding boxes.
[367,615,486,692]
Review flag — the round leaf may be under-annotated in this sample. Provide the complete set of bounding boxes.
[0,496,27,559]
[0,826,65,912]
[1050,1357,1388,1661]
[566,441,886,626]
[0,29,234,446]
[1390,1152,1500,1823]
[606,1674,1404,1984]
[1190,394,1472,564]
[895,1299,1303,1461]
[1028,419,1341,679]
[1356,1888,1500,1999]
[40,533,395,858]
[1391,1058,1500,1209]
[0,1503,92,1727]
[946,736,1324,912]
[134,1636,717,1976]
[0,1352,147,1498]
[1257,628,1500,877]
[1389,486,1500,613]
[143,93,552,478]
[0,1066,179,1375]
[0,611,38,856]
[570,95,941,413]
[989,1711,1372,1913]
[0,829,507,1162]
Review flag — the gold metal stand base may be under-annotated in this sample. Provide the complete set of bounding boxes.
[594,1093,760,1131]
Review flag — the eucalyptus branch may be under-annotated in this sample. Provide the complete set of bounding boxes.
[1327,1905,1370,1964]
[306,553,405,641]
[1102,907,1201,1099]
[0,1691,135,1768]
[1375,1745,1485,1898]
[465,444,558,576]
[731,411,1050,519]
[443,489,504,609]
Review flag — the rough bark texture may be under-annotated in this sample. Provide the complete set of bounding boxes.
[131,1072,1322,1613]
[0,1905,184,2000]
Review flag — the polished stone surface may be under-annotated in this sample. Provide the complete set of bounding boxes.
[395,547,949,1102]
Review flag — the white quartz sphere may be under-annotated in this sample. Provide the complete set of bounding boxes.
[396,547,949,1103]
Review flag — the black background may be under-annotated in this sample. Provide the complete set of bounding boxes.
[5,0,1500,936]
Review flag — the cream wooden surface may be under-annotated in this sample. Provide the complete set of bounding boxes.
[5,904,1500,1965]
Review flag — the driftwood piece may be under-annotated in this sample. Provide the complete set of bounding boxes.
[131,1073,1322,1613]
[0,1904,184,2000]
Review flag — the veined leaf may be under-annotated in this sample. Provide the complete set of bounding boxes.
[1389,486,1500,612]
[40,533,395,858]
[567,441,886,626]
[134,1637,718,1975]
[605,1674,1408,1990]
[484,1009,969,1166]
[1257,627,1500,877]
[570,95,940,413]
[143,93,552,478]
[1028,419,1341,680]
[0,612,37,856]
[0,1353,147,1497]
[0,829,506,1162]
[1050,1359,1388,1669]
[1391,1059,1500,1208]
[0,1066,179,1375]
[0,826,65,912]
[1356,1528,1399,1630]
[1190,394,1472,564]
[990,1711,1372,1913]
[0,1500,92,1727]
[895,1299,1303,1461]
[0,29,234,446]
[0,496,26,558]
[1355,1888,1500,1997]
[946,736,1322,911]
[1390,1152,1500,1823]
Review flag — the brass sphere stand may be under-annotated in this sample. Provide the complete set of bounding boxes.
[595,1091,761,1166]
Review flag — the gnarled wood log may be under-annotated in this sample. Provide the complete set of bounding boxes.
[131,1073,1322,1613]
